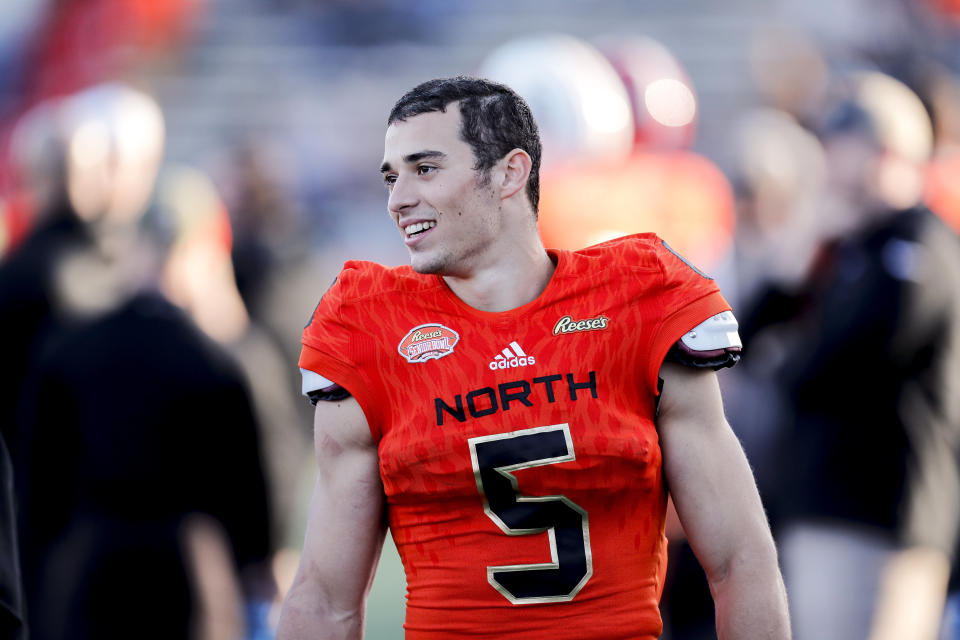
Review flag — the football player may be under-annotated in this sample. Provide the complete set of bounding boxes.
[277,77,790,639]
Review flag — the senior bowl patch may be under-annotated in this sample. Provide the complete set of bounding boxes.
[398,323,460,363]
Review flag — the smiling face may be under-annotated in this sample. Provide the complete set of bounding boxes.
[381,104,505,277]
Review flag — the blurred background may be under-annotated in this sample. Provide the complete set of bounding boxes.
[2,0,960,639]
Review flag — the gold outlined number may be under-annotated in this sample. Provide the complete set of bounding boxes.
[468,424,593,605]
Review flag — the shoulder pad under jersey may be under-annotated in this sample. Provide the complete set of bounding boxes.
[666,310,742,370]
[300,368,351,405]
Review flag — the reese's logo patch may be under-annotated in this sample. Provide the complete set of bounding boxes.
[553,315,610,335]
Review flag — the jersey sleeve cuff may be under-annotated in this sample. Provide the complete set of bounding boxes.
[647,291,733,394]
[299,342,381,441]
[664,341,741,370]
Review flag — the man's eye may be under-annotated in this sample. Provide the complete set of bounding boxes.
[383,175,397,188]
[417,165,436,176]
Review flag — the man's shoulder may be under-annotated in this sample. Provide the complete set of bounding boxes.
[330,259,439,305]
[565,232,705,287]
[303,259,443,340]
[570,232,664,267]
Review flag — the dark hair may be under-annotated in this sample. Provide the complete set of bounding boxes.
[388,76,543,214]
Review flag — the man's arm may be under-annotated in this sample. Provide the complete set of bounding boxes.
[276,396,387,640]
[657,362,790,639]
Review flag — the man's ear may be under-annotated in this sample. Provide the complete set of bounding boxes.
[500,149,532,200]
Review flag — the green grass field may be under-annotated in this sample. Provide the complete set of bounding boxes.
[364,533,407,639]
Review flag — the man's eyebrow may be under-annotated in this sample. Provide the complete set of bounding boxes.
[380,150,446,173]
[404,150,446,164]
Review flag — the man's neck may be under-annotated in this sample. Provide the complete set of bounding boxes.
[442,240,555,313]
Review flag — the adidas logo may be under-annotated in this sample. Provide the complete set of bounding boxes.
[488,341,536,370]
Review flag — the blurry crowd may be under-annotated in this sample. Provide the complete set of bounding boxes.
[0,81,314,639]
[1,1,960,639]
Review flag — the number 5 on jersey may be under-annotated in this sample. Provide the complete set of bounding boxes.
[468,424,593,605]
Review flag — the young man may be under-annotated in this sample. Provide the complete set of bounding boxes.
[277,77,790,639]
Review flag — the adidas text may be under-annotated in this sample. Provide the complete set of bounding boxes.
[489,355,536,370]
[489,341,535,370]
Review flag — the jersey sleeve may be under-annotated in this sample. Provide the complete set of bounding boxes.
[646,239,737,393]
[299,264,381,432]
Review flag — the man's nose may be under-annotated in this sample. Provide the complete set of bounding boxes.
[388,174,419,216]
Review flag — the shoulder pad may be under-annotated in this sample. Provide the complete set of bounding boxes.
[665,310,742,370]
[680,310,741,351]
[300,368,351,405]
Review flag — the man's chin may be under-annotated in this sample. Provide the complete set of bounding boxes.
[409,247,463,276]
[409,257,443,275]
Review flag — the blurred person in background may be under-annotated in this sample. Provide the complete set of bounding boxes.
[726,106,831,517]
[277,76,789,640]
[218,143,320,430]
[0,97,95,457]
[923,64,960,235]
[761,71,960,640]
[0,430,25,640]
[0,94,82,640]
[660,106,831,640]
[11,82,274,640]
[224,144,299,333]
[151,162,312,619]
[917,61,960,640]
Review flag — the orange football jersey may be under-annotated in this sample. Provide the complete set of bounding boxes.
[299,233,733,639]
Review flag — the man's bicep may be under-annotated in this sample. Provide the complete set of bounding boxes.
[656,363,774,582]
[299,397,386,609]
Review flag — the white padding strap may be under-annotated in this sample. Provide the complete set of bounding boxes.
[301,368,335,396]
[680,311,742,351]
